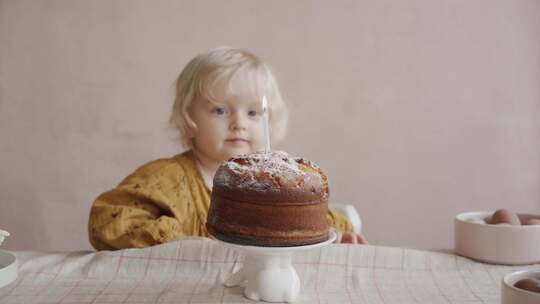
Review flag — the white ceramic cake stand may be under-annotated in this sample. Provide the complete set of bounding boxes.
[217,230,336,303]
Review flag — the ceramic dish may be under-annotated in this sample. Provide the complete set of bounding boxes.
[502,270,540,304]
[0,250,17,289]
[455,211,540,265]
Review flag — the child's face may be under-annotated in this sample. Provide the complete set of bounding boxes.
[189,94,265,163]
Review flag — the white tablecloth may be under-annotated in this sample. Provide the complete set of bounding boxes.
[1,238,538,303]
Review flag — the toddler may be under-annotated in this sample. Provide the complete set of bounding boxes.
[88,47,366,250]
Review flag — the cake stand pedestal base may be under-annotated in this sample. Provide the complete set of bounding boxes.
[217,231,336,303]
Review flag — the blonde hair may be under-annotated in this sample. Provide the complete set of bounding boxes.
[170,47,288,147]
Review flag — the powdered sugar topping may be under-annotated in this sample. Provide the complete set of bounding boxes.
[213,150,323,190]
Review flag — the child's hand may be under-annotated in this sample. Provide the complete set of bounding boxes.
[334,231,368,245]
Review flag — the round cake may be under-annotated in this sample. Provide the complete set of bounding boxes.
[206,151,330,247]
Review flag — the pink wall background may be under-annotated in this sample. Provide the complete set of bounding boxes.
[1,0,539,251]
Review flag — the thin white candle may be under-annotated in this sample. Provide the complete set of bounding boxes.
[262,95,271,153]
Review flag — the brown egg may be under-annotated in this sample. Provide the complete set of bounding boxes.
[486,209,521,225]
[514,278,540,293]
[522,218,540,226]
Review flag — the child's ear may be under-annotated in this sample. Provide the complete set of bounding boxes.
[185,126,196,139]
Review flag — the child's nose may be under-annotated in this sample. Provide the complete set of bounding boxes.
[230,112,247,130]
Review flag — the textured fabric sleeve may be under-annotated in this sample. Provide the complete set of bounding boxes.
[327,208,354,233]
[88,160,199,250]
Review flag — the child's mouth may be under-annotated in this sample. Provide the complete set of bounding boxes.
[225,138,248,145]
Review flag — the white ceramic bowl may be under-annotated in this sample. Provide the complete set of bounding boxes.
[502,270,540,304]
[0,250,17,288]
[454,211,540,265]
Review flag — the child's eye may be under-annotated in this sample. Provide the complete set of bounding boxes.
[247,110,259,117]
[212,107,227,115]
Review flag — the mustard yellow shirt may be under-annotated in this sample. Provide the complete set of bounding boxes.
[88,151,352,250]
